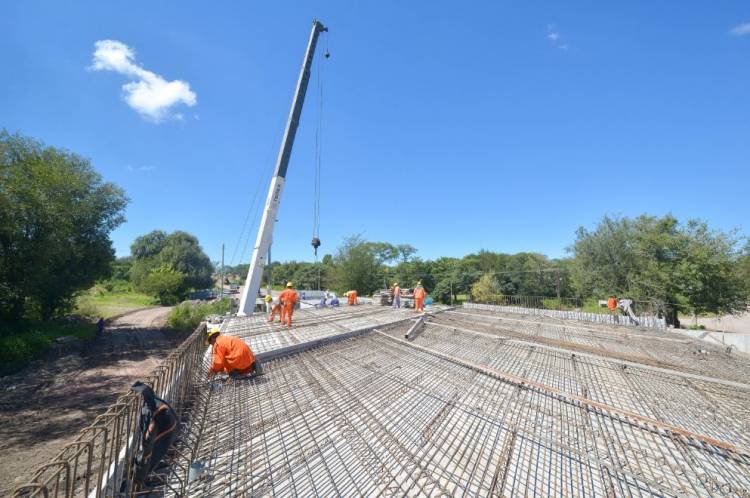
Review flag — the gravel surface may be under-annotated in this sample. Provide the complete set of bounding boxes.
[0,307,188,495]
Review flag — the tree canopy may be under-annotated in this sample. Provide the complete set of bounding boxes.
[0,130,128,321]
[130,230,213,303]
[569,215,748,324]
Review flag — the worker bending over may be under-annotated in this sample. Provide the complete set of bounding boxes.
[346,289,358,306]
[264,294,274,315]
[392,282,401,309]
[267,294,283,323]
[206,328,263,378]
[414,281,427,312]
[278,282,299,328]
[131,381,177,487]
[607,295,617,313]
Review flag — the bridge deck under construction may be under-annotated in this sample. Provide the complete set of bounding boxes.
[164,305,750,497]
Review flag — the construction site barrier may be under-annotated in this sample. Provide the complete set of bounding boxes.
[464,302,667,329]
[12,322,208,498]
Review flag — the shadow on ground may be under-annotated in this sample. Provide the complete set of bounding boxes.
[0,308,190,494]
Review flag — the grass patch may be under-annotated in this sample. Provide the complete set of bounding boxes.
[0,320,96,376]
[168,299,231,331]
[77,287,156,319]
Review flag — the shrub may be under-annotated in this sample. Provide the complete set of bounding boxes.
[0,322,95,375]
[168,299,231,330]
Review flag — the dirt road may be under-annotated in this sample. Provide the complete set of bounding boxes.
[0,307,188,495]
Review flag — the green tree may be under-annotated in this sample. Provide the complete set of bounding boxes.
[334,235,382,294]
[130,230,167,260]
[430,257,481,304]
[676,221,747,317]
[570,214,748,325]
[0,130,128,321]
[130,230,213,301]
[139,267,186,305]
[159,231,213,289]
[471,273,501,303]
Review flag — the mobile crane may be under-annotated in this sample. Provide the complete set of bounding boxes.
[237,20,328,316]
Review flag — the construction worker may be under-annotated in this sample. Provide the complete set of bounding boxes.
[618,297,639,325]
[414,281,427,312]
[392,282,401,308]
[346,289,358,306]
[264,293,274,315]
[131,381,177,486]
[205,328,263,378]
[278,282,299,328]
[330,292,340,307]
[607,295,617,313]
[268,296,283,323]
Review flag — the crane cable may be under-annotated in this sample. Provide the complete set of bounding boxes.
[311,34,328,288]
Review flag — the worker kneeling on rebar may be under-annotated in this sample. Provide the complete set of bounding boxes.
[206,328,263,378]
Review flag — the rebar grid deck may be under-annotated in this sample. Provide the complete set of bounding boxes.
[164,308,750,497]
[443,309,750,384]
[219,306,416,355]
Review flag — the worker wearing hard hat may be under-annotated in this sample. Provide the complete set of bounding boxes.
[268,295,283,324]
[346,289,358,306]
[414,281,427,313]
[278,282,299,328]
[205,328,263,378]
[264,293,273,315]
[392,282,401,309]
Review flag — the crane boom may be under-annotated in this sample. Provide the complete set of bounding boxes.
[238,20,327,316]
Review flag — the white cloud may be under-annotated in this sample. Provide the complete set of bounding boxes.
[90,40,197,122]
[126,164,156,173]
[730,22,750,36]
[547,24,568,51]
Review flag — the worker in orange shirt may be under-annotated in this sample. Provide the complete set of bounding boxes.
[278,282,299,328]
[268,295,283,323]
[607,295,617,313]
[414,281,427,312]
[205,328,263,378]
[346,289,358,306]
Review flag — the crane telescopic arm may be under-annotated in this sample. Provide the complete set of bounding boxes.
[238,20,327,316]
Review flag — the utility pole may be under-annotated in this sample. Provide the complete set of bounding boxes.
[555,268,561,309]
[238,20,328,316]
[220,243,225,300]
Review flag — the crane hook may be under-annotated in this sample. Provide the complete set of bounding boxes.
[311,237,321,256]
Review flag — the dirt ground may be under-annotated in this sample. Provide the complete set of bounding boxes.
[690,312,750,334]
[0,307,189,495]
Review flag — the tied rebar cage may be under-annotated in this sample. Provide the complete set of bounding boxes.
[466,298,668,329]
[12,322,209,498]
[13,305,750,497]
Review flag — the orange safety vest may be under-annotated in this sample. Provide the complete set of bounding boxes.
[279,289,299,306]
[211,335,255,373]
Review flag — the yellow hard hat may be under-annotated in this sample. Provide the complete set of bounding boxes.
[286,282,293,287]
[204,327,220,346]
[417,281,422,285]
[393,282,398,286]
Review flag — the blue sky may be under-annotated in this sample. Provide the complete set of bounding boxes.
[2,1,749,265]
